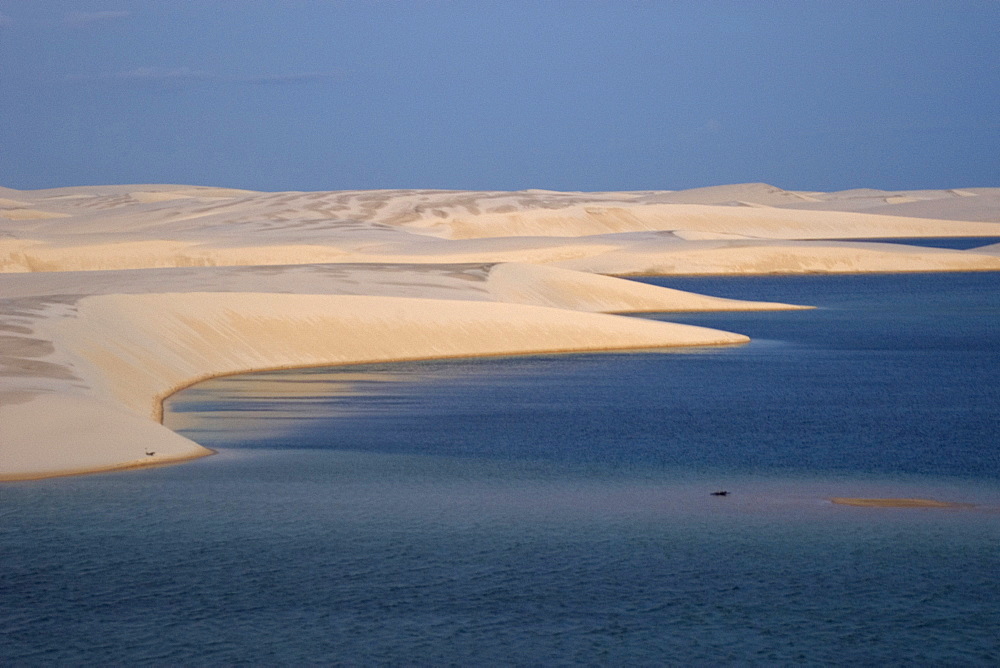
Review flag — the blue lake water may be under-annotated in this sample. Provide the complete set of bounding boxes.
[829,236,1000,250]
[3,272,1000,665]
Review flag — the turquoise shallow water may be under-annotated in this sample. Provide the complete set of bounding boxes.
[3,272,999,665]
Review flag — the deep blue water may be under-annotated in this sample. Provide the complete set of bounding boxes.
[3,272,999,665]
[829,236,1000,250]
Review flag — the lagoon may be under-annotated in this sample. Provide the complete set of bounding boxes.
[3,273,999,665]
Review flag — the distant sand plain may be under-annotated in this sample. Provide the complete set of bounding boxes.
[2,183,999,480]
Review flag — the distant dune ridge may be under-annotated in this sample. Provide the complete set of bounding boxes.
[2,182,999,480]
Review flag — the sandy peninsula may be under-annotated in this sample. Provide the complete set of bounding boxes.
[2,183,999,480]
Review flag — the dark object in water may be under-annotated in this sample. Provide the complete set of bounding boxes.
[710,490,729,496]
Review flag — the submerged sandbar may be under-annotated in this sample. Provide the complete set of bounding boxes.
[831,497,974,509]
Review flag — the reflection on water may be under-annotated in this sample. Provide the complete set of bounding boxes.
[166,370,412,439]
[4,273,1000,664]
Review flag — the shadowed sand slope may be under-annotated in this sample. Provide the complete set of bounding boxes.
[1,182,998,479]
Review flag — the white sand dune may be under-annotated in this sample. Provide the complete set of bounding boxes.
[1,182,998,480]
[3,184,999,273]
[0,208,70,221]
[777,187,1000,222]
[551,239,1000,275]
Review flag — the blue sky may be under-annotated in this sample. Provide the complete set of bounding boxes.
[1,1,997,192]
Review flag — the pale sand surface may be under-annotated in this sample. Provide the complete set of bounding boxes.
[830,498,974,509]
[2,183,998,479]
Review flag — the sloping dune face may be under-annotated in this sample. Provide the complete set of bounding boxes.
[1,183,998,479]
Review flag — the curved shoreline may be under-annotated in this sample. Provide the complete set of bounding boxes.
[1,293,752,481]
[152,344,748,423]
[0,449,217,482]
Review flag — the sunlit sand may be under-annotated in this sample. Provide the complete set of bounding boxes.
[2,183,999,480]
